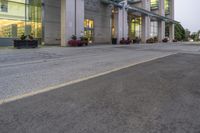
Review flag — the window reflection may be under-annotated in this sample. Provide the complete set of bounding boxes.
[0,0,42,38]
[165,0,170,15]
[0,0,8,12]
[150,21,158,37]
[84,19,94,43]
[130,17,142,39]
[151,0,159,10]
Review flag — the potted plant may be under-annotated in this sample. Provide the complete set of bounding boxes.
[80,36,88,46]
[68,35,78,47]
[146,38,154,43]
[133,37,141,44]
[112,38,117,45]
[120,37,131,45]
[120,37,126,44]
[125,37,131,44]
[20,33,26,40]
[68,35,88,47]
[162,37,169,43]
[14,34,38,49]
[153,37,158,43]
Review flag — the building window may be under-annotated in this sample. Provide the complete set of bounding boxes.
[84,19,94,43]
[0,0,42,38]
[151,0,159,10]
[84,19,94,29]
[130,17,142,39]
[165,0,170,15]
[0,0,8,12]
[150,21,158,37]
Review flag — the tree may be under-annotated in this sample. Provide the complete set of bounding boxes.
[165,23,186,41]
[185,29,191,41]
[198,30,200,41]
[190,32,196,40]
[190,32,199,42]
[174,23,185,41]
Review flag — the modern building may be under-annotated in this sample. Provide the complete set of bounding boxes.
[0,0,176,46]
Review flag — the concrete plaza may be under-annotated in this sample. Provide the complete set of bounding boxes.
[0,43,200,101]
[1,43,200,132]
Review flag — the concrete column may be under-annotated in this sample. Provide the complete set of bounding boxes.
[158,21,165,42]
[141,0,150,43]
[169,0,175,41]
[75,0,84,38]
[169,23,175,41]
[113,0,128,43]
[117,9,123,41]
[170,0,175,19]
[61,0,74,46]
[117,8,128,41]
[113,10,118,38]
[158,0,165,42]
[141,16,150,43]
[61,0,84,46]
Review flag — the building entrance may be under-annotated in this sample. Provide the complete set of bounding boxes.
[0,0,42,45]
[130,17,142,40]
[84,19,94,43]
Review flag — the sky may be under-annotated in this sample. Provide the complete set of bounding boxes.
[175,0,200,33]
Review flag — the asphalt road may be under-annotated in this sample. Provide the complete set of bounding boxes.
[1,43,200,101]
[0,45,175,100]
[1,53,200,133]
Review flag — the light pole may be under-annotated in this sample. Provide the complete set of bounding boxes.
[75,0,77,36]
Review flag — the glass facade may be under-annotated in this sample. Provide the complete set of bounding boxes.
[0,0,8,12]
[151,0,159,10]
[84,19,94,43]
[165,0,170,15]
[111,8,118,39]
[0,0,42,38]
[130,17,142,39]
[150,21,158,37]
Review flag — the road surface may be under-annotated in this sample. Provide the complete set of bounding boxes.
[1,53,200,133]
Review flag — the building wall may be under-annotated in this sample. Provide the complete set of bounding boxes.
[0,0,175,46]
[130,2,143,8]
[44,0,112,45]
[85,0,112,44]
[0,0,42,46]
[44,0,61,45]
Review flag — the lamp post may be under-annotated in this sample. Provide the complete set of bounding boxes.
[75,0,77,36]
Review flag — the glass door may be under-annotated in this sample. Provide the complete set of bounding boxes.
[130,17,142,39]
[26,0,42,38]
[84,19,94,43]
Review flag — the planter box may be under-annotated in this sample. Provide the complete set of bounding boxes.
[133,38,141,44]
[68,40,88,47]
[14,40,38,49]
[112,38,117,44]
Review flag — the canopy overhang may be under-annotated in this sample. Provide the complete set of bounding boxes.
[128,6,179,24]
[101,0,179,24]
